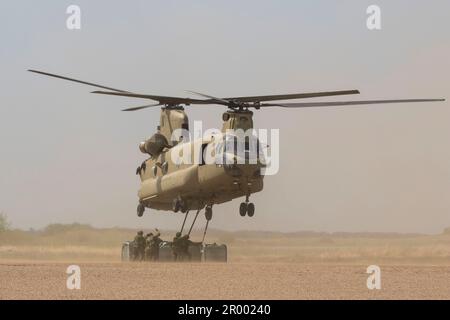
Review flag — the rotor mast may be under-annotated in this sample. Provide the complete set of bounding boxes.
[221,109,254,132]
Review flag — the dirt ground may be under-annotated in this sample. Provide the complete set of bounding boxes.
[1,262,449,300]
[1,227,449,299]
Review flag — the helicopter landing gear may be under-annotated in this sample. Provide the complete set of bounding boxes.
[239,203,247,216]
[137,203,145,217]
[205,205,213,221]
[239,195,255,217]
[172,197,187,213]
[247,203,255,217]
[172,199,181,212]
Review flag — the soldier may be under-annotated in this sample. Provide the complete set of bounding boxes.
[150,229,162,261]
[144,232,154,261]
[173,233,201,261]
[178,234,192,261]
[133,230,145,261]
[129,240,137,261]
[172,232,183,261]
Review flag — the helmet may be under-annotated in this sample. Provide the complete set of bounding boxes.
[176,232,181,237]
[138,230,143,235]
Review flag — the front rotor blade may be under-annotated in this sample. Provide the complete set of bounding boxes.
[261,99,445,108]
[186,90,231,105]
[122,103,162,111]
[226,90,360,103]
[28,69,128,93]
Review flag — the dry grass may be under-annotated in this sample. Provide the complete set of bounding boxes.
[1,224,449,264]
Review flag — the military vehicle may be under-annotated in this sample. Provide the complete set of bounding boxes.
[28,69,445,236]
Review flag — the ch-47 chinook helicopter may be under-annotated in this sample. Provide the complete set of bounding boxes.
[29,69,445,229]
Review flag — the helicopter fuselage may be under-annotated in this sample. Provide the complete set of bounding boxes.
[137,134,264,211]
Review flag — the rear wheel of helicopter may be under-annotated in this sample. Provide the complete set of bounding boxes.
[137,203,145,217]
[179,200,188,213]
[172,199,181,213]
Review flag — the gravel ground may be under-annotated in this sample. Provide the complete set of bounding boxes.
[0,262,449,300]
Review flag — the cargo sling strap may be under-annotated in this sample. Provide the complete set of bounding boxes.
[202,219,210,244]
[180,209,190,234]
[179,207,210,243]
[187,209,201,236]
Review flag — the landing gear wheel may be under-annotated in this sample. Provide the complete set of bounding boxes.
[172,199,181,213]
[137,203,145,217]
[239,202,247,217]
[180,200,188,213]
[205,206,213,221]
[247,203,255,217]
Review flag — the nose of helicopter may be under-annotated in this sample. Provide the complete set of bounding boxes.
[228,163,264,195]
[240,163,262,178]
[224,162,262,179]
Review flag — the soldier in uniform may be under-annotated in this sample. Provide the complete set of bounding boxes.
[172,232,183,261]
[172,232,201,261]
[144,232,154,261]
[150,229,162,261]
[133,230,145,261]
[178,234,192,261]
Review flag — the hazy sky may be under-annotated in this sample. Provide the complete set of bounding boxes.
[0,1,449,233]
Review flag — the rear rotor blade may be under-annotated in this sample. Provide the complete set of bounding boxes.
[261,99,445,108]
[92,90,214,105]
[28,69,128,93]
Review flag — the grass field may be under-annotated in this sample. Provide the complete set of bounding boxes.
[1,224,449,264]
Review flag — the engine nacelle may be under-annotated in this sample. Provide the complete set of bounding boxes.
[139,133,169,157]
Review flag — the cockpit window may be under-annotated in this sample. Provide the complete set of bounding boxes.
[214,134,263,165]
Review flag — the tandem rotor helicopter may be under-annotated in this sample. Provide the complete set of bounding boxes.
[29,69,444,230]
